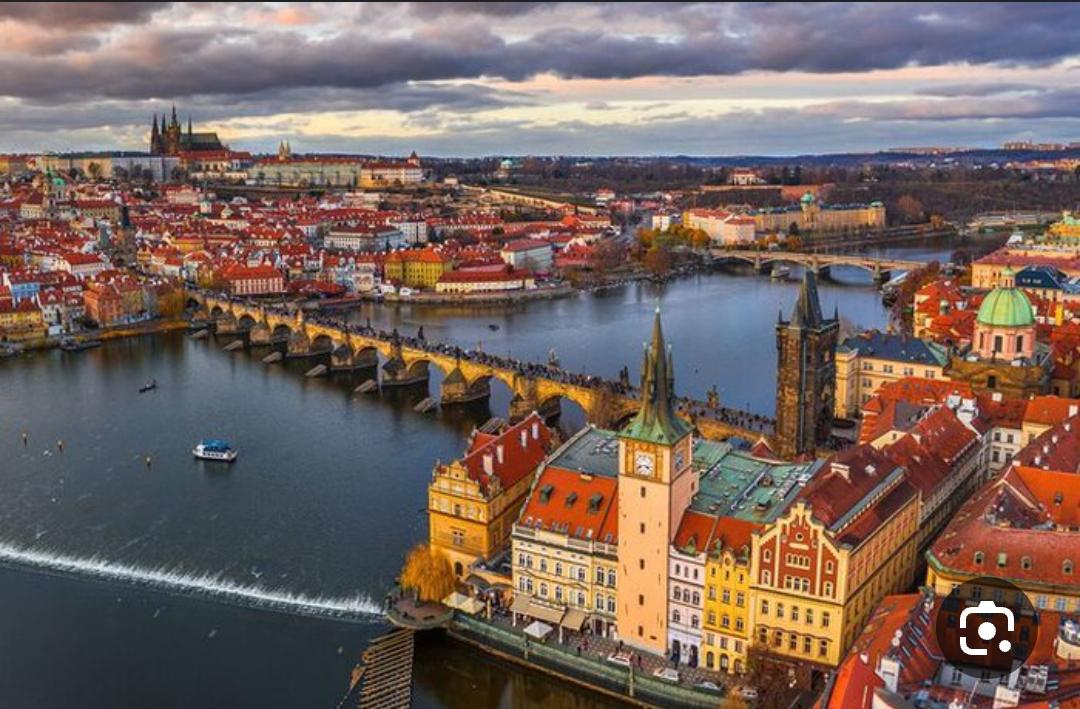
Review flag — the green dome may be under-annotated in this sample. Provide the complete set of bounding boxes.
[976,286,1035,327]
[800,191,816,204]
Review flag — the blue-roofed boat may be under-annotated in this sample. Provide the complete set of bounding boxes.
[192,439,238,462]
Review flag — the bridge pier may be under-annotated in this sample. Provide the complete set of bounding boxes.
[509,394,561,423]
[873,268,891,286]
[382,357,428,387]
[811,264,831,279]
[440,368,490,405]
[286,333,312,358]
[249,323,273,346]
[331,346,378,371]
[214,315,245,336]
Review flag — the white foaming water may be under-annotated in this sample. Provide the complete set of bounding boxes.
[0,539,382,622]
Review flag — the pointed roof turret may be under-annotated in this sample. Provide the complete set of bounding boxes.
[789,270,824,328]
[187,115,193,136]
[622,308,693,446]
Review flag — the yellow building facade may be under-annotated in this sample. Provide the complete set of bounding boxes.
[428,414,553,580]
[702,536,755,674]
[384,250,453,289]
[749,460,921,671]
[835,332,950,418]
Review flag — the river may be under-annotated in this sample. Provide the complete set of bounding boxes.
[0,236,1000,708]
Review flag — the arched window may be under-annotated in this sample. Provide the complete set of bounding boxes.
[672,609,681,624]
[674,587,682,601]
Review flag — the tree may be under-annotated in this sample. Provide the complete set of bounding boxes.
[896,194,926,224]
[643,244,672,276]
[400,543,455,603]
[87,162,102,181]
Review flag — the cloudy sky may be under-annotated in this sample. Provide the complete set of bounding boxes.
[2,2,1079,156]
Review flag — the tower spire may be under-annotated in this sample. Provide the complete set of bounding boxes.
[187,115,193,137]
[623,308,692,445]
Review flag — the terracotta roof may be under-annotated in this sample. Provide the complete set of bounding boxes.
[455,413,554,496]
[518,465,619,545]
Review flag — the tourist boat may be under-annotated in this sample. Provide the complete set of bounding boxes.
[488,323,500,331]
[770,264,792,280]
[192,439,239,462]
[60,337,102,352]
[139,379,157,393]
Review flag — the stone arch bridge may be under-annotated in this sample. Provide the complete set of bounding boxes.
[188,292,774,445]
[712,249,927,284]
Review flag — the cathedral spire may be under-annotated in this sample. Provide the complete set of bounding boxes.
[150,113,160,153]
[187,115,193,136]
[171,104,178,127]
[622,308,692,445]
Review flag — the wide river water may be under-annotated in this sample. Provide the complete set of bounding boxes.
[0,237,999,708]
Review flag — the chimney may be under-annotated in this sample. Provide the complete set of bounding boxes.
[483,454,494,476]
[520,430,528,448]
[496,444,504,464]
[1070,405,1078,417]
[831,462,851,481]
[532,421,540,440]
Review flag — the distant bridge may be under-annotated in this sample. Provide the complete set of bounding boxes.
[711,249,928,284]
[187,292,774,445]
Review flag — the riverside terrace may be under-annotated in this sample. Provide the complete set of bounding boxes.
[186,291,776,444]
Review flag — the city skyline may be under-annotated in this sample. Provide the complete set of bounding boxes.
[1,2,1079,156]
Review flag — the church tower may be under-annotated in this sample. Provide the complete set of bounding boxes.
[617,309,695,655]
[150,113,161,154]
[775,271,838,460]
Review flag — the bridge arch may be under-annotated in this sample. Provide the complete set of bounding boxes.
[238,313,258,330]
[310,334,335,355]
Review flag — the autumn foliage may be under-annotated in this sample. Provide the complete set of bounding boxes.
[400,543,456,603]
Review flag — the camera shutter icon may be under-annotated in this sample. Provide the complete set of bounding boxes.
[959,600,1014,656]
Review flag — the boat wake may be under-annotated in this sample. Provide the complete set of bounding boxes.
[0,539,382,623]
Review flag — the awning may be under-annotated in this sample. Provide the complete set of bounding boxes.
[561,608,589,631]
[524,620,553,640]
[509,595,566,625]
[510,595,531,615]
[526,601,566,625]
[443,591,483,614]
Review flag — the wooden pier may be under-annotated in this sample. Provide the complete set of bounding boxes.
[338,629,415,709]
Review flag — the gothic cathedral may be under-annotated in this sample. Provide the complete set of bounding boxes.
[775,271,838,460]
[149,106,224,155]
[617,309,695,655]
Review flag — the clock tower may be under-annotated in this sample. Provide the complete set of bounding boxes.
[617,309,694,654]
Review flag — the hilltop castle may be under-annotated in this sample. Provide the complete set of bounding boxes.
[149,106,225,156]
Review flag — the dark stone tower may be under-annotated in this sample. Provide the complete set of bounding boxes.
[774,271,838,460]
[150,113,161,154]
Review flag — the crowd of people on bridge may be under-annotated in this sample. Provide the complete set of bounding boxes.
[198,292,776,436]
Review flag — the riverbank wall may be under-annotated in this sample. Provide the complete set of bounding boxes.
[445,615,727,708]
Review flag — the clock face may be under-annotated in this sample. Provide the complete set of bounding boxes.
[634,452,655,477]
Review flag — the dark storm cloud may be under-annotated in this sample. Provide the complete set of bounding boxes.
[0,2,168,28]
[1,3,1078,103]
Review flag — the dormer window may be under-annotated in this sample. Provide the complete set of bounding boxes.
[974,551,984,565]
[1021,556,1032,570]
[1065,560,1074,575]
